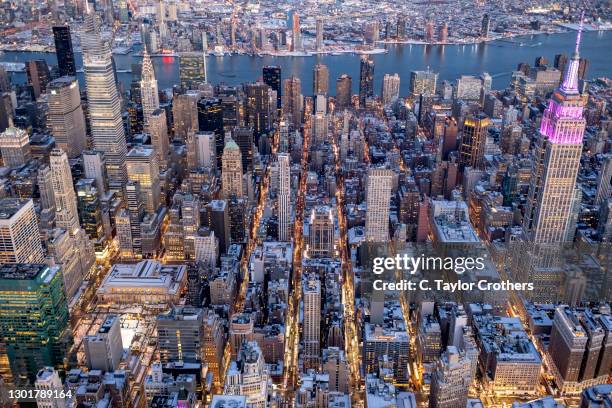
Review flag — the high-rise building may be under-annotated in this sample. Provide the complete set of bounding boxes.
[554,54,568,75]
[53,25,76,77]
[25,60,51,100]
[203,309,226,385]
[83,315,123,372]
[35,367,65,408]
[148,108,169,171]
[197,97,224,169]
[179,52,207,89]
[223,341,269,408]
[283,76,303,129]
[429,346,473,408]
[278,153,291,241]
[125,181,144,257]
[47,77,87,158]
[313,63,329,95]
[126,146,161,214]
[481,14,490,38]
[76,178,105,251]
[262,66,281,111]
[205,200,231,253]
[222,138,244,198]
[438,22,449,43]
[82,150,108,196]
[316,18,324,51]
[0,264,70,385]
[365,168,393,242]
[363,323,410,384]
[82,7,128,187]
[140,49,160,132]
[359,56,375,106]
[303,275,321,369]
[0,198,45,264]
[0,125,31,168]
[459,113,490,171]
[580,384,612,407]
[307,206,334,258]
[245,82,272,137]
[172,91,199,142]
[157,306,204,363]
[381,73,400,105]
[410,69,438,96]
[335,74,352,109]
[292,13,302,52]
[523,26,587,243]
[595,157,612,206]
[50,149,81,235]
[232,127,254,172]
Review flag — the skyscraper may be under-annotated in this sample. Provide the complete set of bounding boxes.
[76,178,105,251]
[481,14,490,38]
[523,25,587,243]
[0,125,31,168]
[365,168,393,242]
[125,181,144,256]
[157,306,204,363]
[50,148,81,235]
[595,157,612,206]
[0,263,70,385]
[25,60,51,100]
[82,6,128,188]
[335,74,352,109]
[222,138,244,198]
[307,206,334,258]
[381,73,400,105]
[262,66,281,111]
[232,127,254,172]
[148,108,169,171]
[52,25,76,77]
[429,346,473,408]
[140,49,160,132]
[459,113,490,171]
[359,56,374,106]
[278,153,291,241]
[126,146,161,214]
[316,18,324,51]
[303,275,321,369]
[245,82,272,137]
[47,77,87,158]
[179,52,207,89]
[172,91,199,142]
[83,315,123,372]
[82,150,108,196]
[410,69,438,96]
[292,13,302,52]
[313,63,329,96]
[0,198,45,264]
[282,76,302,129]
[197,97,224,169]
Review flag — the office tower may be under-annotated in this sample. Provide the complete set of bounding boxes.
[580,385,612,407]
[381,73,400,105]
[194,229,218,267]
[245,82,272,137]
[481,14,490,38]
[335,74,352,109]
[316,18,324,51]
[303,275,321,368]
[140,49,160,132]
[83,315,123,372]
[313,63,329,95]
[459,114,490,171]
[47,77,87,158]
[311,111,328,144]
[364,324,410,383]
[125,181,144,256]
[0,125,31,168]
[365,168,393,242]
[35,367,65,408]
[438,22,448,43]
[283,76,303,129]
[307,206,334,258]
[595,157,612,206]
[82,150,108,196]
[205,200,231,253]
[425,20,435,42]
[38,166,56,214]
[0,66,9,92]
[82,7,128,187]
[191,131,216,169]
[359,56,375,106]
[148,108,169,171]
[172,92,199,142]
[53,25,76,77]
[179,52,207,89]
[203,309,226,385]
[76,179,105,250]
[262,65,281,111]
[455,75,483,100]
[554,54,568,75]
[25,60,50,100]
[197,97,224,169]
[278,153,291,241]
[429,346,473,408]
[523,26,586,243]
[322,348,349,393]
[182,194,200,259]
[0,264,70,385]
[157,306,203,363]
[410,70,438,96]
[116,208,134,259]
[292,13,302,52]
[126,146,161,213]
[222,138,244,198]
[50,149,81,235]
[228,198,247,243]
[0,198,45,264]
[232,127,254,172]
[578,58,588,81]
[223,341,269,408]
[396,15,408,39]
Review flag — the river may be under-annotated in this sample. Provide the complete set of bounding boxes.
[1,30,610,95]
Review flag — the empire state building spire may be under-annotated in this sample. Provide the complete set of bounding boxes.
[140,48,160,132]
[560,12,584,94]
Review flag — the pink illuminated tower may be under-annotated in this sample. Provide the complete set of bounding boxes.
[523,16,586,243]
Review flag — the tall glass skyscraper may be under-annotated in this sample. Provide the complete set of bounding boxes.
[52,25,76,77]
